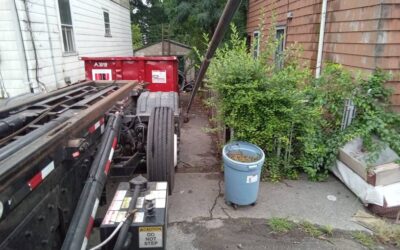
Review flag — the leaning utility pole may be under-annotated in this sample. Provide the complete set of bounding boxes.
[184,0,242,122]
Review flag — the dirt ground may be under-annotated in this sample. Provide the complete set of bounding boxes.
[177,92,220,173]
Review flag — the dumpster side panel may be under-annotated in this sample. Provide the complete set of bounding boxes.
[144,60,178,92]
[85,60,118,80]
[122,60,144,82]
[82,57,178,92]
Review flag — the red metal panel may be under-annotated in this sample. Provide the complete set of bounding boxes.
[81,57,178,92]
[122,60,143,81]
[144,60,178,92]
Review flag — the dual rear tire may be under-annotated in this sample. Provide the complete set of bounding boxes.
[147,107,175,194]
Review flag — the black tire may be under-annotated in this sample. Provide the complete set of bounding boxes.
[147,107,175,194]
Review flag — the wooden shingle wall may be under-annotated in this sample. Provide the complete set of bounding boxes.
[247,0,400,110]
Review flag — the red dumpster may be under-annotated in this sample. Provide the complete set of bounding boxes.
[81,57,179,92]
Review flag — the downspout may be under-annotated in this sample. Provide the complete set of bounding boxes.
[12,0,33,93]
[22,0,48,93]
[43,0,59,89]
[315,0,328,78]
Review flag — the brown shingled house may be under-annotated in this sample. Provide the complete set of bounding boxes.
[247,0,400,111]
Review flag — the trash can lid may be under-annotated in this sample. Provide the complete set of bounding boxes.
[223,141,265,170]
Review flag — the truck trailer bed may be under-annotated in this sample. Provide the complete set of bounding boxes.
[0,81,142,249]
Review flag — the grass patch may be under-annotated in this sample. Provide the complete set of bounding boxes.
[352,231,375,249]
[267,218,295,233]
[371,219,400,247]
[354,210,400,247]
[321,225,334,236]
[300,221,323,238]
[265,216,398,248]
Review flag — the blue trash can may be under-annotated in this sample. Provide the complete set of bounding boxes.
[223,141,265,206]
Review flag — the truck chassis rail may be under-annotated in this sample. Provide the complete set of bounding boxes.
[0,81,142,249]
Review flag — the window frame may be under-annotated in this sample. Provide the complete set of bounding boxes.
[253,30,260,59]
[103,10,111,37]
[275,26,286,69]
[61,24,76,54]
[57,0,77,55]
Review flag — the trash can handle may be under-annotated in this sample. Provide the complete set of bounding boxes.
[248,165,258,170]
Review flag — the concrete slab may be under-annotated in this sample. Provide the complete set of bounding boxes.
[167,224,197,250]
[168,173,221,222]
[168,173,366,231]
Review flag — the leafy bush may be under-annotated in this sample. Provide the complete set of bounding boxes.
[309,65,400,168]
[206,26,319,180]
[206,25,400,181]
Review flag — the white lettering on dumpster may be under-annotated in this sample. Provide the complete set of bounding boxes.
[152,70,167,84]
[139,227,163,248]
[246,175,258,184]
[94,62,108,67]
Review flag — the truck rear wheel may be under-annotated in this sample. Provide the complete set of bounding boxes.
[147,107,175,194]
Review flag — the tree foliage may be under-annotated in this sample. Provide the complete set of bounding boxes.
[130,0,168,46]
[130,0,248,52]
[131,24,143,49]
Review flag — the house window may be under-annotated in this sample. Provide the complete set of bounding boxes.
[58,0,75,53]
[253,31,260,58]
[246,35,251,51]
[104,11,111,37]
[275,27,286,69]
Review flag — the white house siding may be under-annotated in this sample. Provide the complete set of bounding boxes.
[0,0,30,97]
[0,0,132,98]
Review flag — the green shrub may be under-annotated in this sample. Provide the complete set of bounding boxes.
[309,64,400,168]
[207,26,314,180]
[206,25,400,181]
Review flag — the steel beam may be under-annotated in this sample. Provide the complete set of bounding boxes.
[62,113,122,250]
[0,81,95,118]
